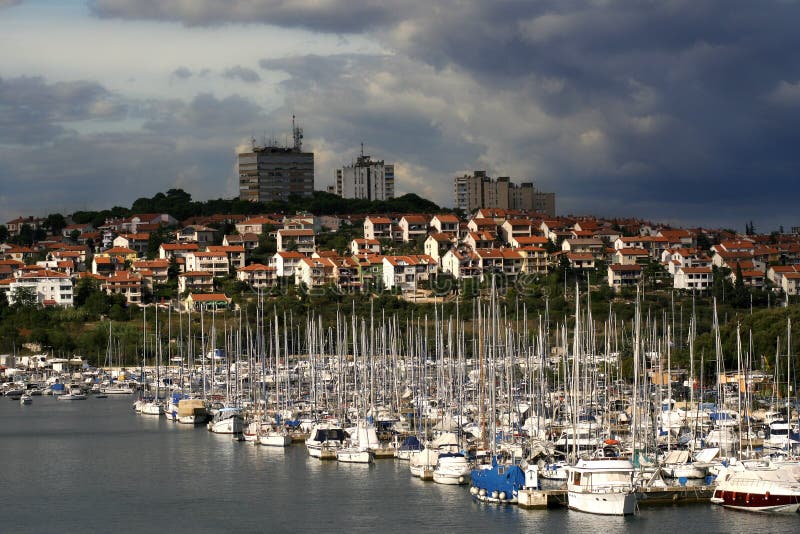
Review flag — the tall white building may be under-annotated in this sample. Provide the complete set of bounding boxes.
[8,270,73,307]
[334,155,394,201]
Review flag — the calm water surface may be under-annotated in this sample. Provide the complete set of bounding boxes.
[1,397,797,533]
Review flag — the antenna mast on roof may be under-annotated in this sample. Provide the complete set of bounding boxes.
[292,114,303,151]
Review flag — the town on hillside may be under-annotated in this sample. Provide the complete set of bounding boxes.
[2,197,800,311]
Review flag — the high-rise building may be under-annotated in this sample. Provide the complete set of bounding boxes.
[334,154,394,201]
[454,171,555,216]
[239,119,314,203]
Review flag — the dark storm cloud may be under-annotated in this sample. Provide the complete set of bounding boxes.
[90,0,800,228]
[223,66,261,83]
[0,79,276,221]
[172,66,193,79]
[259,54,483,185]
[0,76,126,144]
[88,0,406,33]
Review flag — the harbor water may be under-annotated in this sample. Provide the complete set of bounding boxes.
[1,397,797,533]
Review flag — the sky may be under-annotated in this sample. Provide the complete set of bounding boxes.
[1,0,799,231]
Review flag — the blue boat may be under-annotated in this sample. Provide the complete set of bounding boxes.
[469,456,538,504]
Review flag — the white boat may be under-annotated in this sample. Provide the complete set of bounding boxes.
[765,421,800,450]
[539,460,569,481]
[409,448,439,479]
[711,459,800,513]
[58,386,87,401]
[177,399,208,425]
[20,394,32,405]
[140,401,164,416]
[336,446,374,464]
[565,458,637,515]
[432,452,472,485]
[207,407,244,434]
[305,422,345,459]
[259,429,293,447]
[57,393,87,401]
[660,450,710,479]
[101,385,134,395]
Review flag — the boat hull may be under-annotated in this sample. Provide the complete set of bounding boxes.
[712,489,800,513]
[568,491,637,515]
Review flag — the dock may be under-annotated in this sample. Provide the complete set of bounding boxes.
[517,485,715,509]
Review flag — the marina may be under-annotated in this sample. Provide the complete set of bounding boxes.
[2,396,799,533]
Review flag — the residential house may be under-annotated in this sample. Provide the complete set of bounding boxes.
[614,236,669,259]
[463,231,496,253]
[102,271,143,305]
[185,293,231,311]
[442,249,482,280]
[474,248,524,278]
[767,265,800,286]
[518,246,549,275]
[467,218,498,235]
[235,216,279,235]
[613,247,651,266]
[131,259,170,289]
[330,256,361,292]
[399,215,429,243]
[730,266,765,289]
[276,229,315,255]
[382,255,437,292]
[499,219,532,245]
[363,216,393,241]
[509,235,549,249]
[236,263,278,289]
[565,252,596,270]
[562,238,604,258]
[782,273,800,296]
[3,245,37,263]
[206,245,246,270]
[178,271,214,294]
[430,214,460,235]
[7,269,73,307]
[271,251,306,278]
[350,238,381,256]
[353,254,384,290]
[424,233,455,265]
[223,233,260,251]
[117,213,177,233]
[5,216,42,237]
[295,257,337,288]
[61,223,94,239]
[608,264,643,291]
[113,233,150,256]
[674,266,713,291]
[185,251,230,277]
[158,242,199,261]
[176,225,216,246]
[657,229,695,249]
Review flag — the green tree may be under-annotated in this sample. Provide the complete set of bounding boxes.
[11,286,37,308]
[0,224,9,243]
[44,213,67,235]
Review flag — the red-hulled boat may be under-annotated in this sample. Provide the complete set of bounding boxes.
[711,459,800,513]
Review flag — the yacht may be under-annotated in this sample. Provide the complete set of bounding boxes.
[432,452,472,485]
[711,459,800,513]
[19,394,33,405]
[207,407,244,434]
[409,448,439,480]
[305,422,345,459]
[565,458,637,515]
